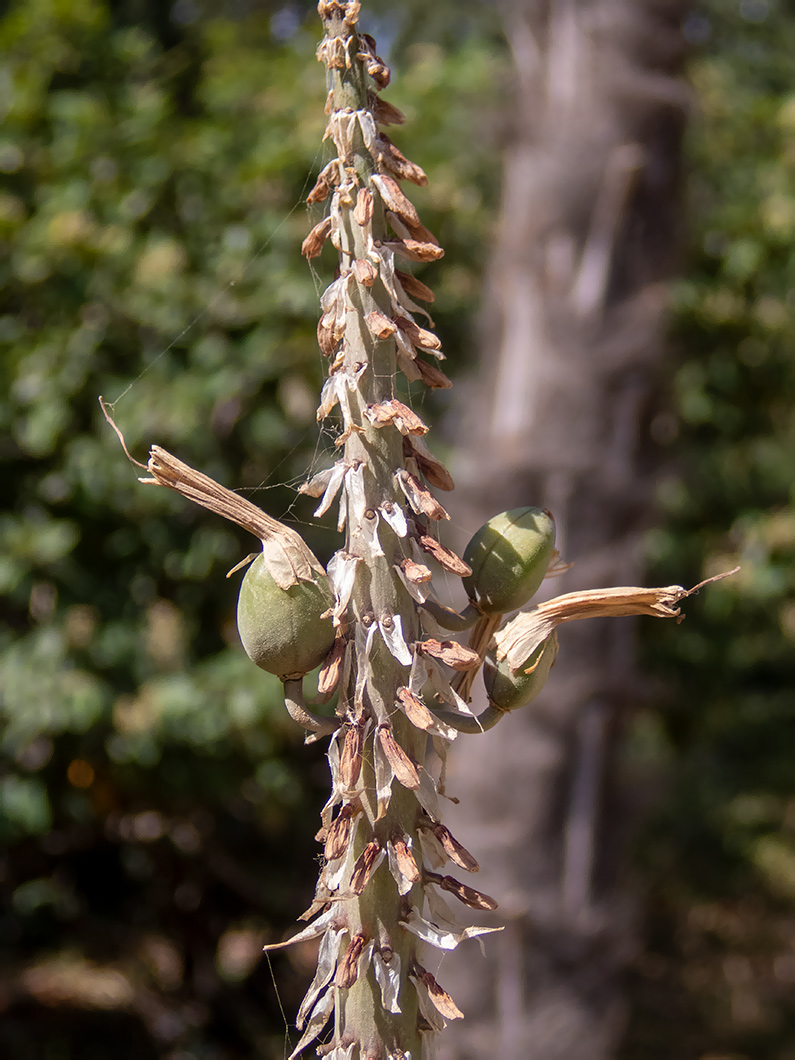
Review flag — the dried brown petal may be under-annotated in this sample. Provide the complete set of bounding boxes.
[378,134,428,186]
[403,436,454,492]
[365,399,428,436]
[335,932,368,989]
[431,824,479,873]
[413,964,464,1020]
[353,187,374,227]
[383,238,444,263]
[437,874,498,911]
[395,270,435,304]
[352,258,377,287]
[350,839,382,894]
[395,316,442,352]
[377,726,420,790]
[417,535,471,576]
[397,470,449,521]
[317,312,340,358]
[301,216,332,259]
[365,310,397,340]
[367,60,390,89]
[411,224,441,251]
[317,636,346,697]
[340,723,363,789]
[400,558,432,584]
[372,174,420,227]
[368,91,406,126]
[396,687,437,731]
[306,174,331,205]
[324,803,356,862]
[414,358,452,390]
[419,639,481,672]
[391,833,421,883]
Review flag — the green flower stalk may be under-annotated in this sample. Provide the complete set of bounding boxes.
[275,4,502,1057]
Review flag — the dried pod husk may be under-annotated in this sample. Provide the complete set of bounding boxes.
[237,554,335,678]
[463,506,556,614]
[483,632,558,713]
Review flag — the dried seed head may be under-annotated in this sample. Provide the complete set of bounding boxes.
[377,726,420,789]
[353,186,374,226]
[302,216,333,259]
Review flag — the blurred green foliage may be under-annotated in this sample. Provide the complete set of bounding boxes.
[623,4,795,1058]
[0,1,501,1055]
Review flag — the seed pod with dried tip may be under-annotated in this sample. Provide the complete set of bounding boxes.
[483,632,559,713]
[236,554,335,679]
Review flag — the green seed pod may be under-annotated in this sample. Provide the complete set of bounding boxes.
[462,507,556,614]
[483,632,558,713]
[237,554,335,678]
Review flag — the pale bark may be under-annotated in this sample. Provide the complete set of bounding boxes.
[440,3,691,1058]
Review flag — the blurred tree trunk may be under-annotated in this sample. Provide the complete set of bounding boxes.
[439,3,691,1059]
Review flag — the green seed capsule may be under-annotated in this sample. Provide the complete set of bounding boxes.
[483,632,558,712]
[237,554,335,679]
[462,507,555,614]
